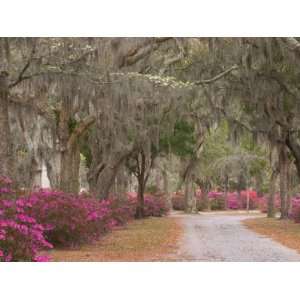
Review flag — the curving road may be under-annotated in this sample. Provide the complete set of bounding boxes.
[173,212,300,262]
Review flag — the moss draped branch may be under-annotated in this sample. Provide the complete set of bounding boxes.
[67,115,96,149]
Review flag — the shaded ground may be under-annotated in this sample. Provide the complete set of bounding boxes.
[172,212,300,261]
[244,217,300,255]
[50,217,182,262]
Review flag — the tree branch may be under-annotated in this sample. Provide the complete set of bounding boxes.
[8,41,37,89]
[119,37,172,68]
[160,38,186,74]
[280,37,300,59]
[67,115,96,149]
[195,65,238,85]
[8,94,55,124]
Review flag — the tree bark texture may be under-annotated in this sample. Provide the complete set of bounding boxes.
[267,170,278,218]
[184,174,197,213]
[279,144,289,219]
[0,71,14,178]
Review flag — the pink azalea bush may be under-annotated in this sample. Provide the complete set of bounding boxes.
[257,194,300,218]
[171,189,263,211]
[110,196,136,225]
[207,191,226,210]
[172,190,227,211]
[21,189,136,247]
[126,192,169,217]
[1,188,136,260]
[288,196,300,223]
[206,190,260,210]
[0,176,52,262]
[171,191,204,211]
[1,175,169,262]
[227,193,240,209]
[257,194,280,213]
[259,194,300,222]
[239,190,259,209]
[144,194,169,217]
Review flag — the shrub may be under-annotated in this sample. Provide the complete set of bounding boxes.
[1,182,137,260]
[171,190,225,211]
[171,192,185,210]
[0,178,52,262]
[126,192,169,217]
[1,177,168,261]
[21,189,168,248]
[144,194,169,217]
[171,189,264,211]
[208,191,226,210]
[21,189,122,247]
[238,190,259,210]
[210,198,226,210]
[289,196,300,223]
[258,194,280,213]
[0,211,53,262]
[208,190,260,210]
[171,191,205,211]
[111,195,136,225]
[227,193,240,209]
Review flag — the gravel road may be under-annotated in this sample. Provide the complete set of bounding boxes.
[174,212,300,261]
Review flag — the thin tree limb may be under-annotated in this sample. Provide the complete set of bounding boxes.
[8,40,37,89]
[195,65,238,85]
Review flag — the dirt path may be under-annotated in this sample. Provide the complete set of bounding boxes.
[172,212,300,261]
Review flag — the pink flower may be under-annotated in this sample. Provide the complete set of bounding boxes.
[2,200,13,207]
[0,231,6,240]
[0,188,11,193]
[16,199,25,207]
[17,214,36,224]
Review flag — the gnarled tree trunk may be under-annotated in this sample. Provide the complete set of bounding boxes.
[268,170,278,218]
[113,165,129,203]
[88,151,132,199]
[184,173,197,213]
[58,104,95,194]
[279,144,289,219]
[286,134,300,179]
[95,161,124,199]
[136,175,145,219]
[0,71,14,178]
[162,167,172,210]
[46,151,61,189]
[135,151,147,219]
[286,159,292,216]
[60,142,81,193]
[224,174,229,210]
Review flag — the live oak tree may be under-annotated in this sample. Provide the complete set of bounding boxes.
[2,37,300,220]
